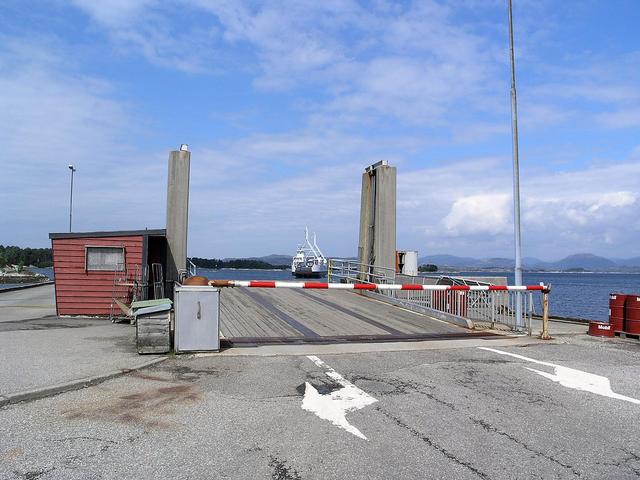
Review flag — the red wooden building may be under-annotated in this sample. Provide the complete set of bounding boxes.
[49,229,167,316]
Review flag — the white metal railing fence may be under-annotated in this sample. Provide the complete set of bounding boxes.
[327,258,541,334]
[392,287,536,334]
[328,258,397,285]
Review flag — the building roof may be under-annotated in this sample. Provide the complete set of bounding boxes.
[49,229,166,240]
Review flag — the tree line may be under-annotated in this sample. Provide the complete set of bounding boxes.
[418,264,438,272]
[0,245,53,268]
[190,257,289,270]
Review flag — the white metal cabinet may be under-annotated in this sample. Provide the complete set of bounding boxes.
[174,285,220,352]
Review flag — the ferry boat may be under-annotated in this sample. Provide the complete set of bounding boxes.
[291,228,328,278]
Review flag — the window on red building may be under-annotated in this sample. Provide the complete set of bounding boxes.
[85,246,125,271]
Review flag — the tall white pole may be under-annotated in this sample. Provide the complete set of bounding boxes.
[68,165,76,233]
[508,0,524,329]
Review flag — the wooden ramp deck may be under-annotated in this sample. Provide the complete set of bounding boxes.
[219,288,488,345]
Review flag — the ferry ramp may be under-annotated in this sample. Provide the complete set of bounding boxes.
[218,287,491,345]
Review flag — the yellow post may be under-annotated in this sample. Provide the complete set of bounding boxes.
[540,290,551,340]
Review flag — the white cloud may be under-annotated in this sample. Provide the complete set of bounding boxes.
[443,194,511,235]
[588,192,636,213]
[597,109,640,129]
[69,0,501,130]
[69,0,157,28]
[0,37,165,245]
[395,158,640,259]
[70,0,221,73]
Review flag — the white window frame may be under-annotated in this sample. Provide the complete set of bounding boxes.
[85,246,126,272]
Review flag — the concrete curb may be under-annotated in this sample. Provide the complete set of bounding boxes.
[200,335,559,357]
[0,356,167,408]
[0,281,54,294]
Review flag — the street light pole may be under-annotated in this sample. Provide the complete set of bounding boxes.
[508,0,524,329]
[68,165,76,232]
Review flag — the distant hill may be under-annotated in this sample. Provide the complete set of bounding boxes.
[523,257,547,268]
[221,254,290,266]
[418,255,481,267]
[210,252,639,272]
[249,254,291,266]
[551,254,617,270]
[478,257,515,269]
[612,257,640,268]
[419,255,522,269]
[417,253,638,271]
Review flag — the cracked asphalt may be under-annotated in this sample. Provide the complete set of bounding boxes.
[2,336,640,479]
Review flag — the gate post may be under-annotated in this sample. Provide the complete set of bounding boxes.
[540,288,551,340]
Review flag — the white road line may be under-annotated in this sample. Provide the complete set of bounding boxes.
[479,347,640,405]
[303,355,378,440]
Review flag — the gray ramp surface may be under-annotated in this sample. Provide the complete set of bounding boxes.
[219,287,467,340]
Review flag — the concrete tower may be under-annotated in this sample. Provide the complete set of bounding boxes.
[166,145,191,292]
[357,161,396,281]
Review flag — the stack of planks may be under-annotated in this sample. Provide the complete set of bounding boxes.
[135,304,172,354]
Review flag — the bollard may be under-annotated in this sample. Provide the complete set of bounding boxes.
[539,287,552,340]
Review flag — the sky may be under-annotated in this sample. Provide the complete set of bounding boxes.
[1,0,639,261]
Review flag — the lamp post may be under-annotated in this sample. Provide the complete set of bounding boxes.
[68,164,76,232]
[508,0,524,329]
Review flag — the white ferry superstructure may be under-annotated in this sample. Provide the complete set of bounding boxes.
[291,228,328,278]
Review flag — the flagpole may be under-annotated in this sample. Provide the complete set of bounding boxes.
[508,0,524,329]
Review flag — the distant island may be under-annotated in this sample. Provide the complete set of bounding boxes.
[0,245,53,268]
[416,253,640,273]
[0,245,53,284]
[190,257,290,270]
[418,264,438,272]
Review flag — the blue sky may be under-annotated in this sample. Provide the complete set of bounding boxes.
[1,0,639,261]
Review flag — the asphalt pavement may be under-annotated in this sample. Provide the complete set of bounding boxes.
[2,335,640,479]
[0,285,164,403]
[0,284,56,321]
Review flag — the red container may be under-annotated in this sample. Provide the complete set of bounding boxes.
[624,295,640,334]
[609,293,627,332]
[588,321,615,337]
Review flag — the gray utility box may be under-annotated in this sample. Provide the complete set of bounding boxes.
[174,285,220,352]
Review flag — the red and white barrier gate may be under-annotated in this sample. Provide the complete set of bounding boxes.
[208,279,552,338]
[209,279,548,292]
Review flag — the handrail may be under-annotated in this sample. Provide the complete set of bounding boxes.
[188,259,197,277]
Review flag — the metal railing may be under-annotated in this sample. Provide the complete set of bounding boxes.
[394,287,536,334]
[188,258,197,277]
[328,258,397,285]
[328,258,540,334]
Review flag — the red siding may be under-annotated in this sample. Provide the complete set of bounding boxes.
[52,236,144,316]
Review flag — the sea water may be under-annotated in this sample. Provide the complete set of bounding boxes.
[199,268,640,321]
[11,266,640,321]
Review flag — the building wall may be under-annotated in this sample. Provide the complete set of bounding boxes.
[52,236,144,316]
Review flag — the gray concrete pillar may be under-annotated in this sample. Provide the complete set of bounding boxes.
[357,161,396,282]
[166,147,190,292]
[357,171,373,281]
[373,164,396,274]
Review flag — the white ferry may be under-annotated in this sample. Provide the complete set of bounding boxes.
[291,228,328,278]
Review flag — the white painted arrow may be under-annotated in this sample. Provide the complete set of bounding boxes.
[302,355,378,440]
[479,347,640,405]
